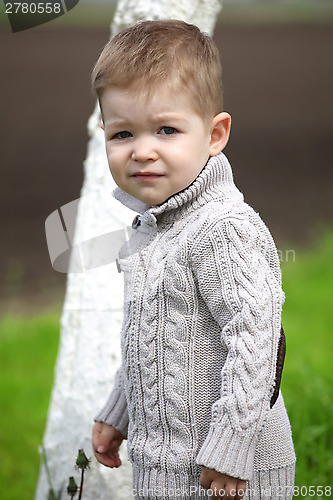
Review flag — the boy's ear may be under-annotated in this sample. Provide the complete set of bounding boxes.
[209,112,231,156]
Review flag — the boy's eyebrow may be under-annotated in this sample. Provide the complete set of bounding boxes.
[104,118,129,128]
[151,112,187,122]
[104,113,187,129]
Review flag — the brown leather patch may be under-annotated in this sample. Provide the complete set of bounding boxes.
[270,325,286,408]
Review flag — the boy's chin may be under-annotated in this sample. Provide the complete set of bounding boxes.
[129,187,180,207]
[136,194,168,207]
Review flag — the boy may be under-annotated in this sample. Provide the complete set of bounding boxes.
[91,20,296,499]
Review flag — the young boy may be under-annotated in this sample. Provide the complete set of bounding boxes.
[91,20,296,499]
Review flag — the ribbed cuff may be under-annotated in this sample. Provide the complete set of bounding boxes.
[94,387,129,438]
[196,423,258,481]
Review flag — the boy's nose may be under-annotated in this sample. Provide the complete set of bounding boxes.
[131,137,159,162]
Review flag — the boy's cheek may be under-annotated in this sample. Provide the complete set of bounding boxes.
[105,146,116,166]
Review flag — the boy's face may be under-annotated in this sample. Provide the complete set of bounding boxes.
[100,86,215,206]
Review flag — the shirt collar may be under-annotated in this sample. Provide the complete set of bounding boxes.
[112,152,243,221]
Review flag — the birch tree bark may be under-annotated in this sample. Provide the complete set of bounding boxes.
[35,1,222,499]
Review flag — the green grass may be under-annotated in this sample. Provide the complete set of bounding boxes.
[281,231,333,493]
[0,231,332,499]
[0,313,60,500]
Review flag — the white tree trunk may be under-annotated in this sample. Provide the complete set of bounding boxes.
[35,2,222,499]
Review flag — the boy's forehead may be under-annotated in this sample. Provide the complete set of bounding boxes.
[101,85,202,121]
[102,83,184,105]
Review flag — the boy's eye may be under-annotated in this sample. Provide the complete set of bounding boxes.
[159,126,178,135]
[113,131,132,139]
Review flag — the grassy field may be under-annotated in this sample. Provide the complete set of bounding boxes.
[0,231,332,499]
[281,230,333,494]
[0,313,61,500]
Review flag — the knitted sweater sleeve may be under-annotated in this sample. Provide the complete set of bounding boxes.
[191,214,284,481]
[94,366,129,438]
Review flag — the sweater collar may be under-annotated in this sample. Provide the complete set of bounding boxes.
[112,152,243,222]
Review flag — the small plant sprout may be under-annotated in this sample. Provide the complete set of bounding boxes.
[76,449,90,470]
[67,476,78,499]
[75,449,90,500]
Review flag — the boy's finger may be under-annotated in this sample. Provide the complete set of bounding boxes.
[199,468,213,489]
[236,481,247,499]
[103,449,121,467]
[223,483,246,500]
[92,422,103,448]
[95,452,121,469]
[209,482,225,499]
[98,425,114,450]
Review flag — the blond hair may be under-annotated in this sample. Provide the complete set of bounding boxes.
[91,19,223,121]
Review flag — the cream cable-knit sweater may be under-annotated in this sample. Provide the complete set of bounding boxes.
[96,152,296,496]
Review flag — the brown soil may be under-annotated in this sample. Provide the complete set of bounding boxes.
[0,23,332,310]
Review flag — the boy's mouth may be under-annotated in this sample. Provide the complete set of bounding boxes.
[132,172,164,181]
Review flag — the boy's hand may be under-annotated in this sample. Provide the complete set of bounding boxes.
[92,421,124,468]
[200,466,246,499]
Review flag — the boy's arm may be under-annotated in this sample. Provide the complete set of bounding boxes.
[191,214,284,481]
[94,366,129,439]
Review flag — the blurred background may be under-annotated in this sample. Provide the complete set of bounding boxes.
[1,0,333,313]
[0,1,332,499]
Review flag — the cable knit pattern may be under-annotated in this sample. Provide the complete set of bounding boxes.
[95,152,296,498]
